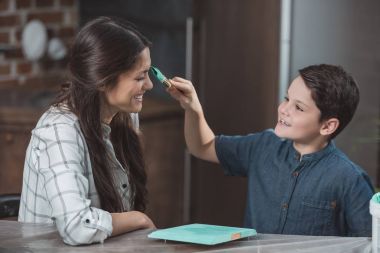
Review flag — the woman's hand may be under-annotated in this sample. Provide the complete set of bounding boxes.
[167,77,202,114]
[111,211,156,237]
[136,211,156,229]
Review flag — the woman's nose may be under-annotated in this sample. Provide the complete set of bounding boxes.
[144,77,153,91]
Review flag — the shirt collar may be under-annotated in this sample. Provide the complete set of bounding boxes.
[290,140,336,162]
[101,123,111,139]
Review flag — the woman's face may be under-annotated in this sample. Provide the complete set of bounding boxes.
[274,76,323,144]
[104,47,153,114]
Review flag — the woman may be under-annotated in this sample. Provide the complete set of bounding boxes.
[18,16,156,245]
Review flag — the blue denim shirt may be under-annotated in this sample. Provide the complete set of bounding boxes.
[215,129,374,236]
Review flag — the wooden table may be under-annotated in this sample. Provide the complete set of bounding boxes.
[0,221,372,253]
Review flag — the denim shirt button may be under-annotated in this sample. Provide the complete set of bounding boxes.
[282,203,288,209]
[292,171,299,177]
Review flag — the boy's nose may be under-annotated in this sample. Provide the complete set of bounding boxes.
[279,102,290,116]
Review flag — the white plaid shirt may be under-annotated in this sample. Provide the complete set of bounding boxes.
[18,106,139,245]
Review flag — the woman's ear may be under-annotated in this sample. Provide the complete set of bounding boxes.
[320,118,339,136]
[98,84,107,92]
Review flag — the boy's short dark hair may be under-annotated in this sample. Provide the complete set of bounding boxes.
[299,64,359,139]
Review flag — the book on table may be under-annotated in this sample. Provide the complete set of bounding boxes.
[148,223,257,245]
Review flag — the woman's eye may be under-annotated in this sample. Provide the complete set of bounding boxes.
[284,96,289,102]
[136,76,145,81]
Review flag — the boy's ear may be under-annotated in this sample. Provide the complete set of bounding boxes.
[320,118,339,136]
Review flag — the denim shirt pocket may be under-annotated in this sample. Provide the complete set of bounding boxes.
[297,197,337,235]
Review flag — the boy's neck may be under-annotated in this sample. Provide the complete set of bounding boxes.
[293,137,329,158]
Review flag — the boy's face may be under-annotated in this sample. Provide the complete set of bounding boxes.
[274,76,324,144]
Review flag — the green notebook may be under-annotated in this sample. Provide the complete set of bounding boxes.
[148,223,257,245]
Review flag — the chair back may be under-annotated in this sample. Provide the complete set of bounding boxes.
[0,194,21,220]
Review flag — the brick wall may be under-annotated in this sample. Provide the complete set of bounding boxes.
[0,0,78,106]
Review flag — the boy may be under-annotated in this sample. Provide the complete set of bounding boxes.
[168,64,374,236]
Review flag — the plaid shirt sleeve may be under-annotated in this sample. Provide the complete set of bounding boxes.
[36,121,113,245]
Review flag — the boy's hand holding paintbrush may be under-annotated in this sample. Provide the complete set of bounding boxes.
[150,66,202,114]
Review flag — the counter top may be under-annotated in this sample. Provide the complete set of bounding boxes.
[0,221,372,253]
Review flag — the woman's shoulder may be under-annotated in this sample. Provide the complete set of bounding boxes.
[29,106,89,148]
[37,105,79,128]
[32,105,83,141]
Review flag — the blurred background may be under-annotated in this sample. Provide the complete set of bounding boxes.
[0,0,379,228]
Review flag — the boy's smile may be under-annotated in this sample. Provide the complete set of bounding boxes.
[279,118,291,127]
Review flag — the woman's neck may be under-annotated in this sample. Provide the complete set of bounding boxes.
[100,97,116,125]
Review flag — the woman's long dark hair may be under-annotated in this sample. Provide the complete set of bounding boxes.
[54,16,151,212]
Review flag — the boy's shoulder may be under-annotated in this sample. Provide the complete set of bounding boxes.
[229,128,288,148]
[215,129,291,158]
[323,145,369,178]
[244,128,281,140]
[218,129,284,146]
[255,128,288,145]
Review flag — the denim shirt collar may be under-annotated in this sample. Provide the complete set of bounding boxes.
[290,140,336,162]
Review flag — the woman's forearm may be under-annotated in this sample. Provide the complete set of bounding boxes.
[111,211,155,237]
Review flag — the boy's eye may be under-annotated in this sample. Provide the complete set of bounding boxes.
[296,104,304,111]
[136,76,145,81]
[284,96,289,102]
